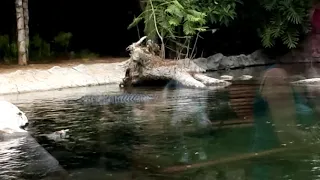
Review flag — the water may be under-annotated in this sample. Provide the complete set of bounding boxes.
[1,64,320,179]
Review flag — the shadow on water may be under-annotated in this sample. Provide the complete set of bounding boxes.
[3,64,320,179]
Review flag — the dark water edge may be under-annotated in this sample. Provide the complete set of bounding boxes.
[1,64,320,179]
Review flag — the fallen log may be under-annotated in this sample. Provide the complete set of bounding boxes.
[120,36,231,89]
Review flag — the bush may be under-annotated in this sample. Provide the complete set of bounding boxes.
[258,0,312,49]
[53,32,72,52]
[30,34,51,60]
[0,35,17,63]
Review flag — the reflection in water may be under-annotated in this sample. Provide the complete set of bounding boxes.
[0,134,68,180]
[162,81,211,163]
[2,65,320,179]
[249,65,320,180]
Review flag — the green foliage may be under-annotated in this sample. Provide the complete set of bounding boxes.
[128,0,239,58]
[131,0,238,36]
[30,34,52,60]
[53,32,72,52]
[259,0,312,49]
[78,49,99,60]
[130,0,312,56]
[194,0,240,26]
[0,32,101,63]
[0,35,17,63]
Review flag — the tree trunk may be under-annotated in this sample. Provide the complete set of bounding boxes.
[23,0,29,60]
[15,0,27,65]
[120,36,231,89]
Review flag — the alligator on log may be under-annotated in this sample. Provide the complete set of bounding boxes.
[119,36,231,89]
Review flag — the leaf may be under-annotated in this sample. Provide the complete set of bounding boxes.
[127,16,144,29]
[195,27,208,32]
[269,14,286,38]
[168,16,181,26]
[183,22,196,35]
[261,27,275,48]
[281,29,299,49]
[172,0,184,9]
[165,4,184,18]
[262,0,277,11]
[187,9,206,19]
[280,6,302,24]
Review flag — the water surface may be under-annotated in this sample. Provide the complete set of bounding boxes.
[1,64,320,179]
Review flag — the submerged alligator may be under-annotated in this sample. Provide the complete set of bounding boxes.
[66,89,211,106]
[68,93,155,105]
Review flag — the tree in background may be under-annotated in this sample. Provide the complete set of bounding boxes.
[23,0,29,60]
[129,0,313,59]
[15,0,29,65]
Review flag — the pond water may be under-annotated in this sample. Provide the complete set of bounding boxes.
[2,64,320,180]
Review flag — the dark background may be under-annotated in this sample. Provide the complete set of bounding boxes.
[0,0,263,58]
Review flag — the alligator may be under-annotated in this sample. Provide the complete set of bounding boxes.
[67,93,155,106]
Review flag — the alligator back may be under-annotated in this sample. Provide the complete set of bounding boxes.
[69,93,155,105]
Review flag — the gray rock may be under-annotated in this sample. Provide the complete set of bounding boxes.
[192,49,275,71]
[193,57,208,70]
[207,53,224,70]
[220,75,233,81]
[219,56,234,70]
[238,75,253,80]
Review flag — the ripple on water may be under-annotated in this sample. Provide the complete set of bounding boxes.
[2,76,320,179]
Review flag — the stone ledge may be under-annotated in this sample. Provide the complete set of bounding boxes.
[0,61,127,95]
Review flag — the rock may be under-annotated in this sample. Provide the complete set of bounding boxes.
[219,56,234,70]
[0,131,69,179]
[291,78,320,85]
[43,129,70,142]
[220,75,233,81]
[193,50,275,71]
[193,74,231,86]
[289,75,306,82]
[192,57,207,70]
[238,75,253,80]
[206,53,224,70]
[0,100,29,134]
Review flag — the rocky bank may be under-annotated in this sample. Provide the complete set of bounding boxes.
[0,50,278,96]
[192,50,275,71]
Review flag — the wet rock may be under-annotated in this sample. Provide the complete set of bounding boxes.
[193,50,275,71]
[192,57,207,70]
[0,100,29,134]
[238,75,253,80]
[42,129,70,142]
[207,53,224,70]
[220,75,233,81]
[291,78,320,85]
